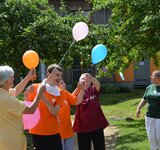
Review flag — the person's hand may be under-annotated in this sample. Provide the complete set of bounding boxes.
[27,69,35,78]
[77,81,85,90]
[37,83,46,94]
[136,109,140,118]
[27,69,36,81]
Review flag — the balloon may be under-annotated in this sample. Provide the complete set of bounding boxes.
[119,72,125,80]
[91,44,108,64]
[23,101,40,130]
[72,22,89,41]
[22,50,39,69]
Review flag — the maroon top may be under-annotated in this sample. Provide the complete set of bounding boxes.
[73,85,109,133]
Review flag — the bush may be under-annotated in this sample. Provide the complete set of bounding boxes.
[101,84,131,94]
[101,84,120,94]
[117,86,131,93]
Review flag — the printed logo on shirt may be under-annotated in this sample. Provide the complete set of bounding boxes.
[64,100,68,105]
[82,95,96,104]
[51,98,56,104]
[90,95,96,100]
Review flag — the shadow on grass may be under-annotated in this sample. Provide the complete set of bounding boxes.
[113,119,149,150]
[100,89,144,106]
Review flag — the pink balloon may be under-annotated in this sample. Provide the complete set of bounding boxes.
[23,101,40,130]
[72,22,89,41]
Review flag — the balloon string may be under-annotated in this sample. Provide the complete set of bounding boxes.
[46,40,75,82]
[57,40,75,66]
[87,64,94,73]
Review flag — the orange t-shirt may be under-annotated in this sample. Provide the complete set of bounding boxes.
[58,90,77,139]
[26,83,62,135]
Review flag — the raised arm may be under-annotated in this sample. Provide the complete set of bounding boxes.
[75,89,84,105]
[86,73,100,91]
[23,83,46,114]
[72,81,84,96]
[12,69,36,96]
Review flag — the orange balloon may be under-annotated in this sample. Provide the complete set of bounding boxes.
[22,50,39,69]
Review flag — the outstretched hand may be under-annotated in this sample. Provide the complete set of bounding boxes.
[27,69,36,81]
[136,109,140,118]
[37,83,46,94]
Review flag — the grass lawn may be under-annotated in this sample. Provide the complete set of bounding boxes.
[22,88,150,150]
[100,89,150,150]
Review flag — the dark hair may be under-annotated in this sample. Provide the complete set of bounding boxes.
[46,64,63,74]
[153,70,160,78]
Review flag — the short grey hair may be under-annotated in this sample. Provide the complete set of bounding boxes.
[79,73,86,82]
[0,65,14,85]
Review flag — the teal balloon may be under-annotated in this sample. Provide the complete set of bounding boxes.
[91,44,108,64]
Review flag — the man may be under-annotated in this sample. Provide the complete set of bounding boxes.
[24,64,63,150]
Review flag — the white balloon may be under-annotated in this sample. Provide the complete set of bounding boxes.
[72,22,89,41]
[119,72,125,80]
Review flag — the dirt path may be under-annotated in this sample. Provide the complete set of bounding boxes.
[73,126,118,150]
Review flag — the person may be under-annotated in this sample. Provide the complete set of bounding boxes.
[58,79,84,150]
[0,65,46,150]
[136,70,160,150]
[73,73,109,150]
[24,64,64,150]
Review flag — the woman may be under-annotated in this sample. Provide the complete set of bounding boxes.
[136,70,160,150]
[0,65,45,150]
[73,73,109,150]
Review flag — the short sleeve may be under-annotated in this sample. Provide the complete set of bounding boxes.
[66,91,77,105]
[24,84,37,101]
[143,86,149,101]
[5,96,26,117]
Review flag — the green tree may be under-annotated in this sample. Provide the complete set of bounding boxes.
[3,0,160,78]
[0,0,42,69]
[0,0,88,73]
[89,0,160,76]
